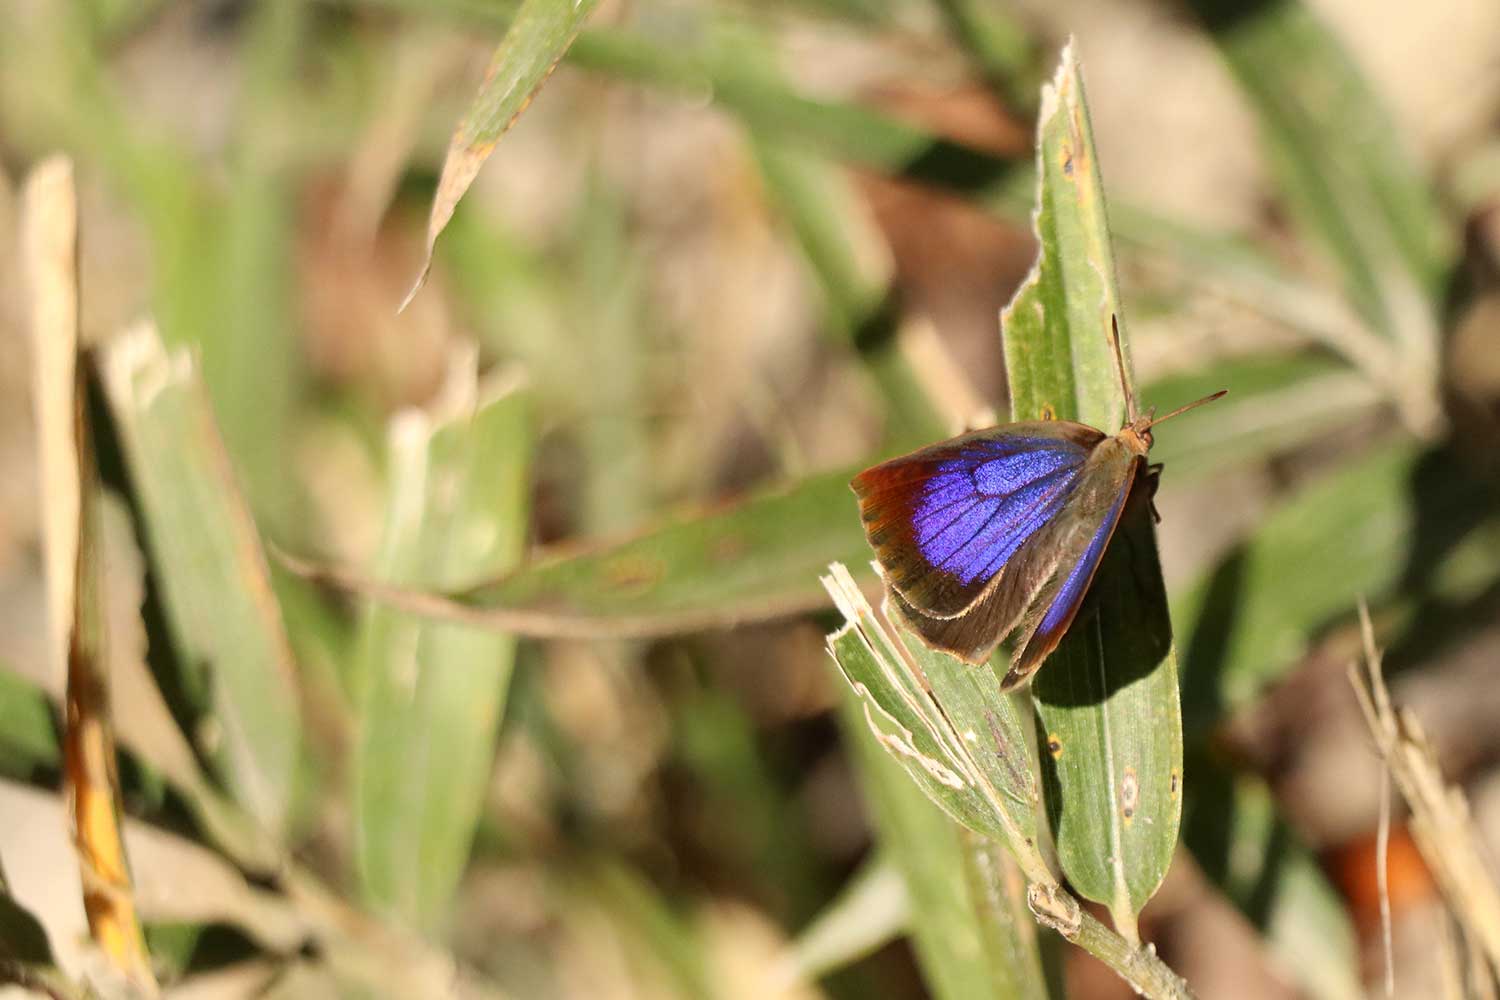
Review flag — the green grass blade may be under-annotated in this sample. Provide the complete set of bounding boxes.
[0,669,59,779]
[1143,353,1382,480]
[778,854,907,984]
[1188,0,1452,352]
[1030,514,1183,934]
[404,0,602,307]
[932,0,1039,111]
[1000,41,1180,937]
[822,565,1043,863]
[99,322,302,838]
[459,466,868,634]
[1175,439,1500,735]
[354,2,1406,397]
[750,136,945,444]
[839,694,1053,1000]
[211,0,306,530]
[351,360,532,932]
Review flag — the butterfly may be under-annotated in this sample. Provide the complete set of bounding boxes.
[851,318,1223,691]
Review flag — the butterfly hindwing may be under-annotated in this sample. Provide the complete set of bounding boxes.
[851,421,1105,622]
[998,441,1142,689]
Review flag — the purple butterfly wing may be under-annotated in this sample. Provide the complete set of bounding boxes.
[874,435,1143,675]
[851,421,1104,623]
[998,462,1135,689]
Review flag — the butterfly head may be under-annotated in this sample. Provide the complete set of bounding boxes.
[1118,413,1155,455]
[1120,391,1227,456]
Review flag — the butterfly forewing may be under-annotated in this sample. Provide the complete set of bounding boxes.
[855,425,1142,677]
[851,421,1104,621]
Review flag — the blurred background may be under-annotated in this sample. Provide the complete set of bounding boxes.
[2,0,1500,997]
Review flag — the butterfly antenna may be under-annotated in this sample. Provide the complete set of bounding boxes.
[1108,314,1139,424]
[1143,389,1228,430]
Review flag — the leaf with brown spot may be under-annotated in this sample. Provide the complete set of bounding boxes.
[279,463,875,640]
[1001,41,1182,941]
[401,0,602,311]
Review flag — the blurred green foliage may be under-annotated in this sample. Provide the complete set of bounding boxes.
[2,0,1499,998]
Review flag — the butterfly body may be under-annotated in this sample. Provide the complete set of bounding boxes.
[852,413,1162,691]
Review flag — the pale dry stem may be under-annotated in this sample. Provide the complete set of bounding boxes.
[1348,601,1500,986]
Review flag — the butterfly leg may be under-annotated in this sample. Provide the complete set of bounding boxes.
[1145,463,1164,523]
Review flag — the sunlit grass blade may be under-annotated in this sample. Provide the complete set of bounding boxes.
[1174,439,1500,735]
[1000,41,1180,938]
[99,321,303,839]
[824,559,1192,986]
[0,500,509,996]
[403,0,602,308]
[351,355,532,932]
[0,780,309,960]
[0,490,283,875]
[1188,0,1451,431]
[1031,512,1183,937]
[839,696,1053,1000]
[361,0,1034,211]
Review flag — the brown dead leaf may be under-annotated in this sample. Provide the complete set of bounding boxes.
[22,154,158,996]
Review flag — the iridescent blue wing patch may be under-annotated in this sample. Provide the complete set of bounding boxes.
[851,421,1105,621]
[999,461,1136,689]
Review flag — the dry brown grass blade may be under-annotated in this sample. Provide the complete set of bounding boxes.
[23,156,78,694]
[22,155,158,996]
[1348,600,1500,986]
[399,0,600,311]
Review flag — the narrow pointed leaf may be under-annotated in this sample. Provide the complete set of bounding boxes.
[1031,511,1183,926]
[352,361,532,931]
[451,466,871,634]
[404,0,601,308]
[99,321,302,838]
[279,464,886,640]
[1188,0,1451,363]
[1000,42,1181,934]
